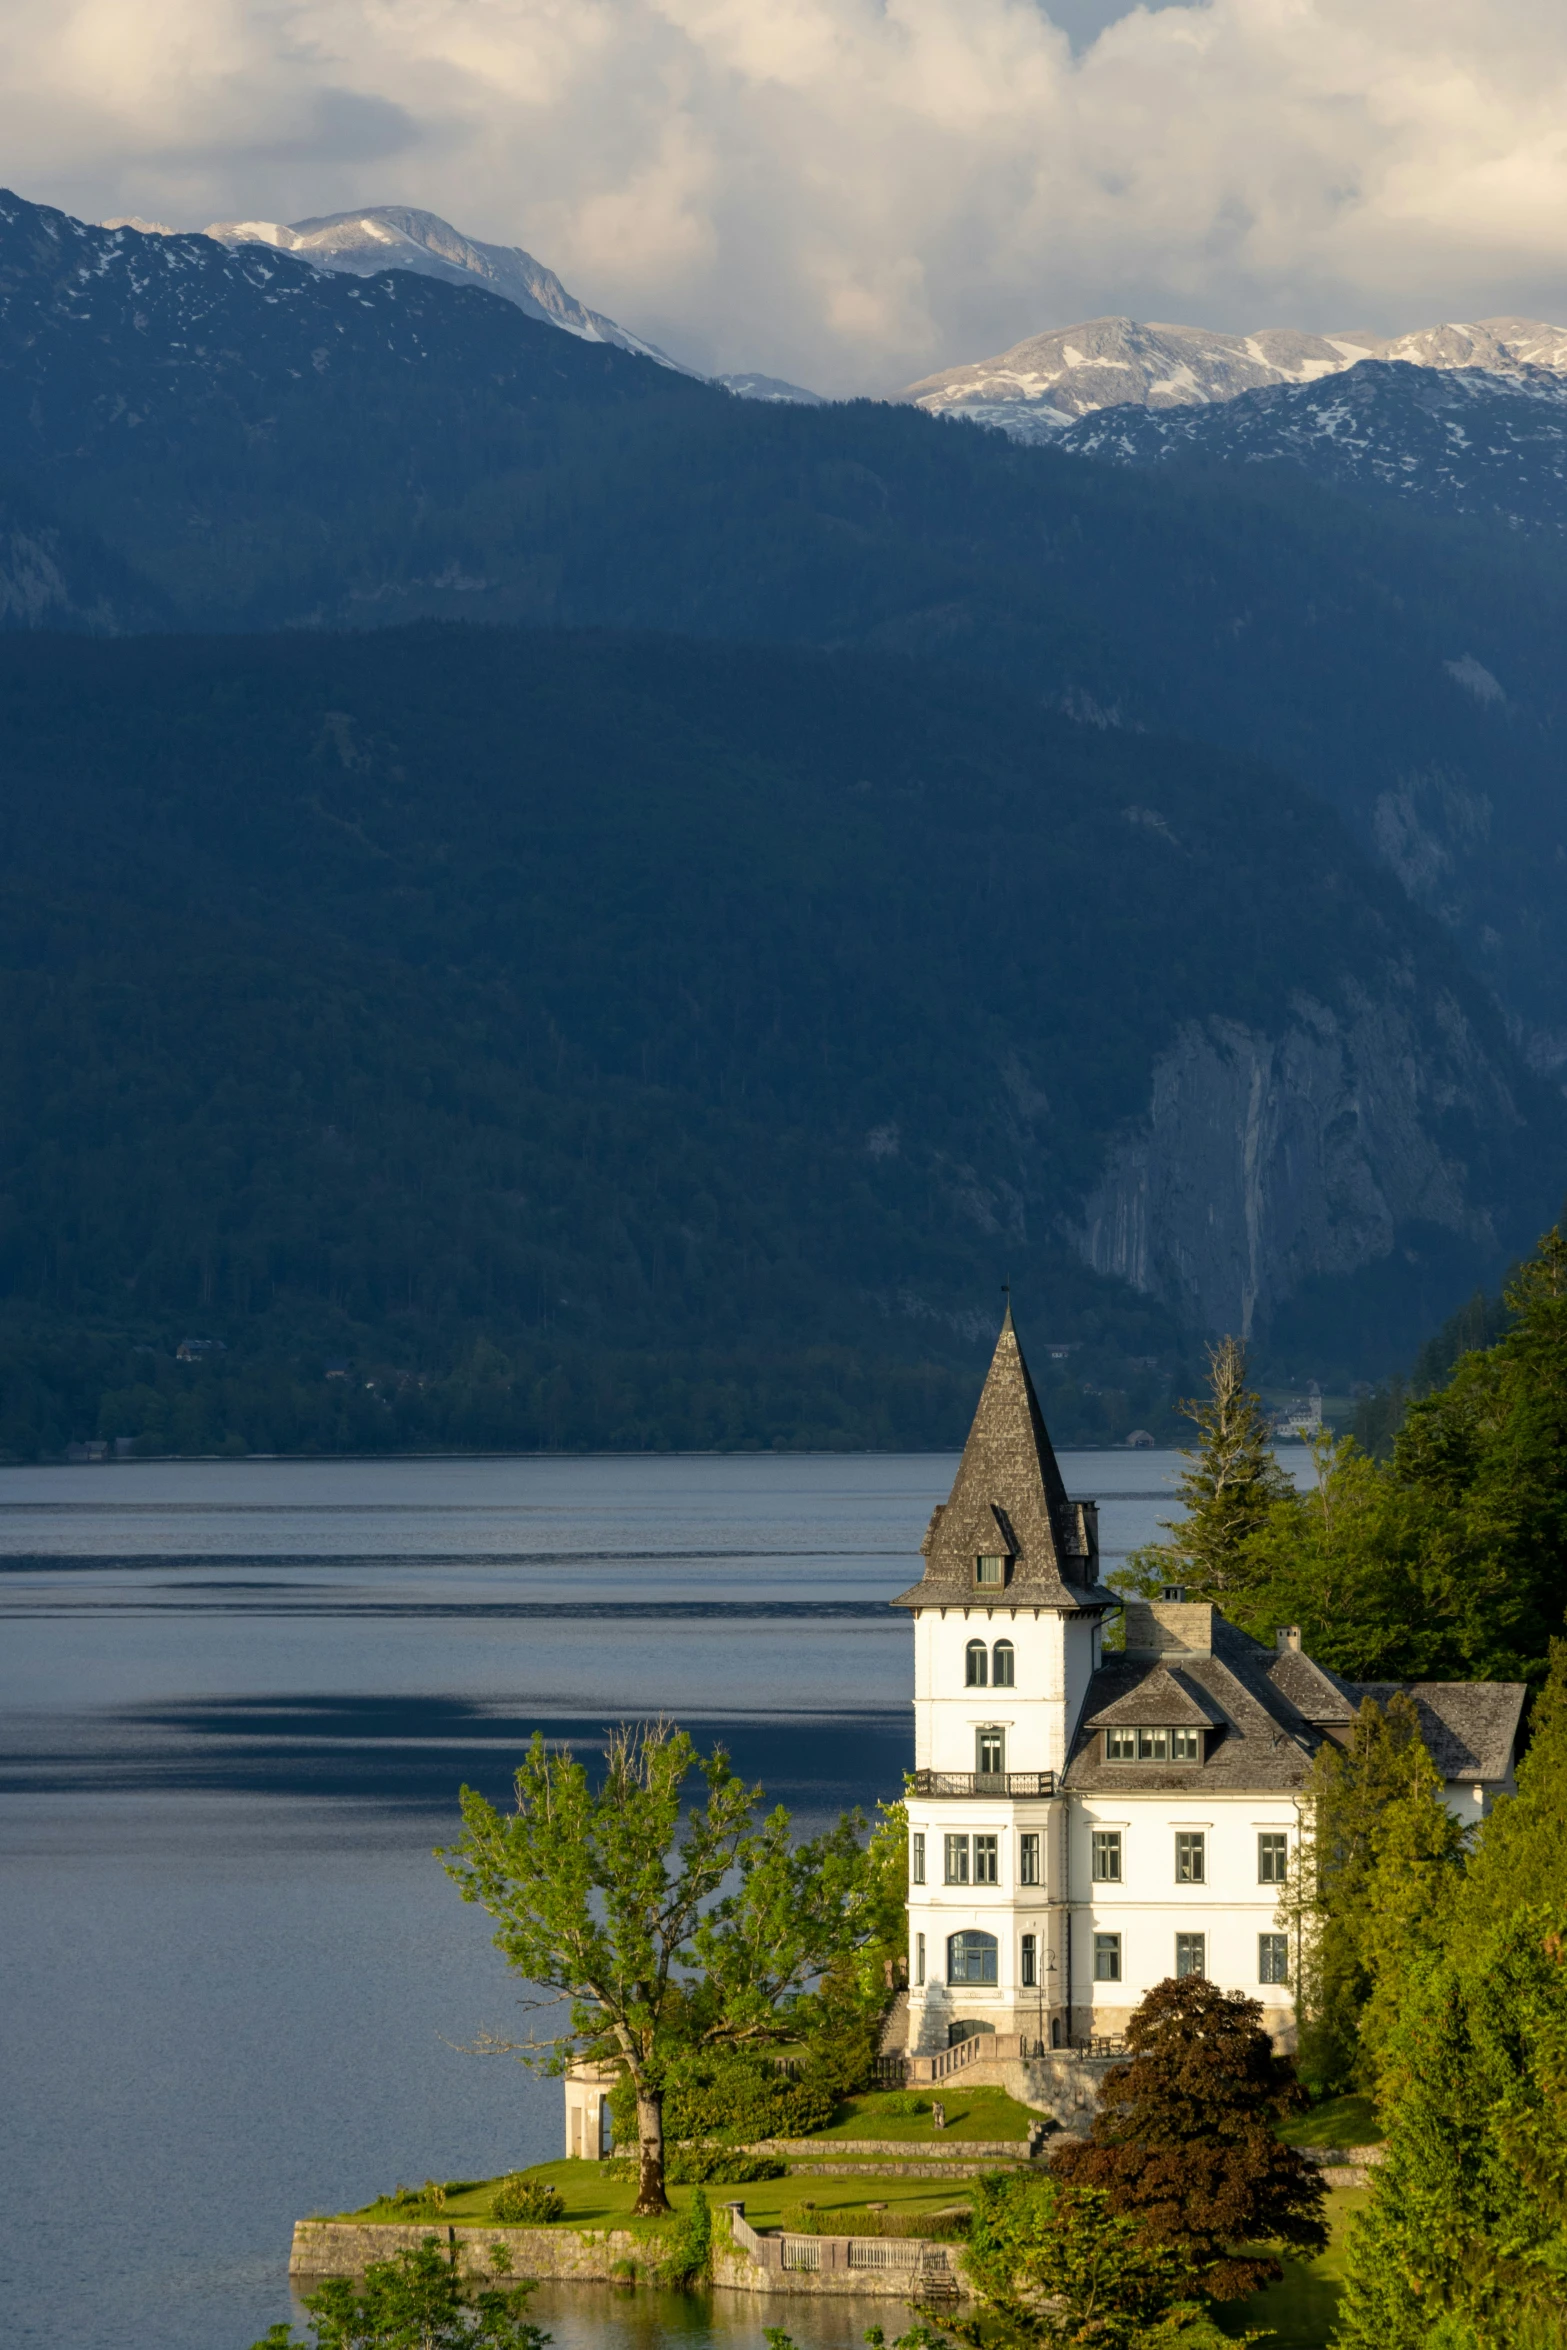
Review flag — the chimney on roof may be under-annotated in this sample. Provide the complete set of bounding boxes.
[1124,1599,1214,1657]
[1161,1583,1185,1602]
[1276,1626,1302,1654]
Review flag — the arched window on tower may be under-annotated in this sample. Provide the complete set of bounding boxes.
[947,1930,999,1985]
[965,1639,988,1687]
[991,1639,1015,1687]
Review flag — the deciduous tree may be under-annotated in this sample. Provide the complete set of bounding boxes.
[250,2237,548,2350]
[951,2172,1243,2349]
[1050,1975,1325,2298]
[441,1721,880,2214]
[1231,1226,1567,1684]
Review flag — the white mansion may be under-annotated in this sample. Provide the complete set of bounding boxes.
[898,1312,1525,2052]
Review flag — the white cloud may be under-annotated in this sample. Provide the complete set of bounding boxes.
[7,0,1567,392]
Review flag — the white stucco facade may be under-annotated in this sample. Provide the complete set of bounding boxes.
[904,1603,1302,2049]
[895,1314,1526,2059]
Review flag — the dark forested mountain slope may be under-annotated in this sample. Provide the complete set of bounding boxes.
[0,475,172,632]
[5,193,1567,1067]
[1058,360,1567,534]
[0,625,1554,1457]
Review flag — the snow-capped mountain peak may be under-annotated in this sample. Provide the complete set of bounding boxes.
[902,312,1567,442]
[199,203,691,370]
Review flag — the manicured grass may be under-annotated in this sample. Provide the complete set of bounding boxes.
[338,2160,1369,2349]
[1216,2189,1369,2348]
[1279,2094,1382,2148]
[809,2086,1042,2141]
[344,2158,973,2235]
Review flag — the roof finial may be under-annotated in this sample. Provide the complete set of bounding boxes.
[1001,1275,1014,1333]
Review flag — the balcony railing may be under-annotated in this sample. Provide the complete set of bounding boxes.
[908,1769,1056,1798]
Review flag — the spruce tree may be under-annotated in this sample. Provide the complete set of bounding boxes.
[1335,1663,1567,2346]
[1287,1691,1467,2096]
[1123,1336,1297,1606]
[1456,1640,1567,1945]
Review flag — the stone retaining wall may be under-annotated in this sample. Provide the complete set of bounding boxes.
[289,2220,963,2300]
[783,2160,1014,2179]
[954,2053,1120,2133]
[751,2138,1029,2159]
[291,2223,646,2283]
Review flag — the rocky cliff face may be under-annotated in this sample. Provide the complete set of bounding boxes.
[1073,976,1520,1337]
[0,487,165,632]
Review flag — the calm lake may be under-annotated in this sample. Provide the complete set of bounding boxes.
[0,1448,1191,2350]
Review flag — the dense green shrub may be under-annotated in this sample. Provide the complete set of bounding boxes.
[385,2181,447,2216]
[610,2054,837,2148]
[665,2147,787,2185]
[877,2091,931,2117]
[490,2177,566,2225]
[657,2186,713,2288]
[251,2237,547,2350]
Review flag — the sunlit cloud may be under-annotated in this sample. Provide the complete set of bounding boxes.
[5,0,1567,392]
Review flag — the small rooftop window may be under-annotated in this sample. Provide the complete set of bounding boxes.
[976,1554,1006,1587]
[1105,1726,1204,1762]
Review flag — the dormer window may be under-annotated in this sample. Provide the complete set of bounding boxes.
[965,1639,988,1687]
[1105,1726,1204,1762]
[976,1554,1006,1588]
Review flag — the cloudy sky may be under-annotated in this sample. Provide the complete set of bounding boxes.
[5,0,1565,393]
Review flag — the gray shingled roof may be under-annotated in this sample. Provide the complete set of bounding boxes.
[893,1310,1118,1613]
[1353,1681,1526,1782]
[1085,1663,1227,1730]
[1065,1621,1320,1793]
[1266,1648,1359,1726]
[1061,1608,1526,1794]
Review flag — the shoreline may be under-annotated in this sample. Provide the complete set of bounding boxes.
[289,2217,969,2302]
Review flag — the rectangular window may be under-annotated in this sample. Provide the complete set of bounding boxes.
[1021,1933,1037,1988]
[1175,1831,1206,1885]
[972,1833,999,1885]
[1093,1933,1122,1982]
[1259,1934,1289,1986]
[1019,1831,1040,1886]
[915,1932,925,1987]
[1258,1832,1289,1884]
[1106,1727,1137,1760]
[1175,1932,1206,1979]
[944,1833,970,1886]
[977,1729,1005,1777]
[976,1554,1005,1586]
[1091,1829,1122,1882]
[911,1831,926,1886]
[1138,1728,1171,1760]
[1171,1727,1202,1761]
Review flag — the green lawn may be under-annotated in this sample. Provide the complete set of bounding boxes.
[1216,2189,1369,2347]
[807,2086,1041,2141]
[1279,2095,1381,2148]
[343,2159,973,2236]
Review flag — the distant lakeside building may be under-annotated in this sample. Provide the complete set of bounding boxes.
[895,1314,1523,2054]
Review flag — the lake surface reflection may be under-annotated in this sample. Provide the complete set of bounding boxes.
[0,1450,1185,2350]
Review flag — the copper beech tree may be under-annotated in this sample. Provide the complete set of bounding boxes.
[442,1721,883,2215]
[1051,1974,1327,2298]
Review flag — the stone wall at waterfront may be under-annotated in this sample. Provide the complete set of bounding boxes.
[289,2219,965,2300]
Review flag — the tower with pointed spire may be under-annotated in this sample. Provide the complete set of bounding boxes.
[895,1305,1118,2052]
[890,1309,1525,2070]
